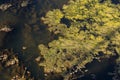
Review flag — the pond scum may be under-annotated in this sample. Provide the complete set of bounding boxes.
[0,0,120,80]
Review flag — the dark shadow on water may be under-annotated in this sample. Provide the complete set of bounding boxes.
[0,0,69,80]
[80,58,116,80]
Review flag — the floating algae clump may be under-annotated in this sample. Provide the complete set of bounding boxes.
[39,0,120,79]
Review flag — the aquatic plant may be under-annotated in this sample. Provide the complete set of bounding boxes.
[39,0,120,79]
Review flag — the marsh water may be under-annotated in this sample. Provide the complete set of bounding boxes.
[0,0,68,79]
[0,0,119,80]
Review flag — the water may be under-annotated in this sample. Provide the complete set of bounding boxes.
[80,58,116,80]
[0,0,119,80]
[0,0,68,79]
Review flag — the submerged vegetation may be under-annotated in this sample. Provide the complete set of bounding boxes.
[0,49,33,80]
[40,0,120,79]
[0,0,120,80]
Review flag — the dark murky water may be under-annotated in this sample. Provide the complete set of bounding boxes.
[0,0,68,79]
